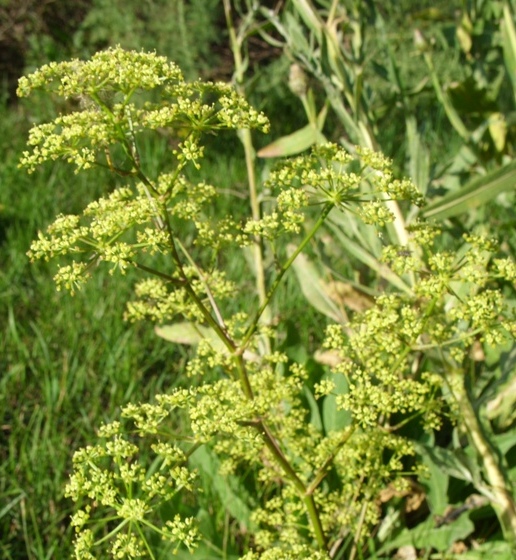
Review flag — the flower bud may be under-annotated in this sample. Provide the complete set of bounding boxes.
[288,63,308,98]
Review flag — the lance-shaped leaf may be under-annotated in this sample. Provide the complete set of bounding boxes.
[424,51,470,142]
[423,160,516,220]
[502,1,516,102]
[288,245,347,323]
[406,115,430,194]
[155,322,259,360]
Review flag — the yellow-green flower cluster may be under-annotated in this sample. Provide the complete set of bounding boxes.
[28,184,164,291]
[381,245,421,275]
[18,46,269,175]
[266,143,424,234]
[125,268,236,324]
[66,343,351,556]
[241,545,330,560]
[326,223,516,439]
[323,295,443,430]
[65,398,199,559]
[17,48,183,98]
[217,88,270,132]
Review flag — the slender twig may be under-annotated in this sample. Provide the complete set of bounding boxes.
[174,237,227,329]
[133,262,186,285]
[257,419,328,549]
[306,427,355,495]
[241,202,335,350]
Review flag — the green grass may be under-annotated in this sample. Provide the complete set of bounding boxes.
[0,105,192,558]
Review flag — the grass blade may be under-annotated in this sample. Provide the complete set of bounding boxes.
[424,52,470,142]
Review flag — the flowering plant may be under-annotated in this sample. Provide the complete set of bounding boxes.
[20,47,516,558]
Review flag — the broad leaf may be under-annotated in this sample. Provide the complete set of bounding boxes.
[377,515,475,554]
[322,372,351,433]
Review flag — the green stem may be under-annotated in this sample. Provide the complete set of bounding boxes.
[257,420,327,550]
[306,426,355,495]
[446,367,516,549]
[223,0,271,353]
[133,262,185,285]
[241,202,335,349]
[223,3,330,550]
[94,518,130,545]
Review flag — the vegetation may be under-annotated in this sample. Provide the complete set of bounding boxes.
[2,1,516,559]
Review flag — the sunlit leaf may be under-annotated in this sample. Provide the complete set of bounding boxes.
[258,105,327,158]
[502,1,516,101]
[155,322,221,347]
[423,160,516,220]
[406,115,430,193]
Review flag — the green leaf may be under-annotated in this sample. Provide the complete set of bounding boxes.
[424,52,470,142]
[288,246,347,323]
[488,112,507,152]
[415,443,484,490]
[456,13,473,54]
[325,215,412,294]
[405,115,430,193]
[492,430,516,457]
[155,322,259,360]
[322,372,351,433]
[303,385,323,433]
[190,446,256,531]
[451,540,514,560]
[486,374,516,430]
[283,11,313,56]
[422,160,516,220]
[377,515,475,554]
[291,0,322,39]
[155,322,223,349]
[257,105,327,158]
[502,1,516,100]
[0,492,25,521]
[419,442,449,515]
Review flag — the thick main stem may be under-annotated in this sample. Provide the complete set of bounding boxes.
[223,0,271,354]
[222,2,329,550]
[447,368,516,549]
